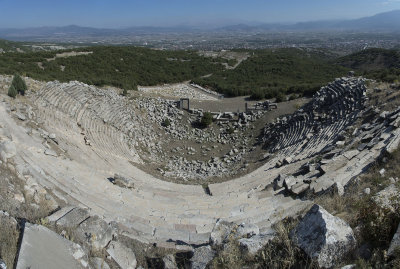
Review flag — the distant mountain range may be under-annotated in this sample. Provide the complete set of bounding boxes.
[0,10,399,41]
[219,10,400,32]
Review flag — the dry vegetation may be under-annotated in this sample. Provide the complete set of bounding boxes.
[0,215,20,268]
[315,149,400,268]
[0,166,58,268]
[207,147,400,269]
[210,218,317,269]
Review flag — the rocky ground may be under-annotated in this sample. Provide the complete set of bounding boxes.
[137,83,219,101]
[0,74,399,268]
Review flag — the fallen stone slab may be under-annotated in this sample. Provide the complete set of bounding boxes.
[283,175,298,189]
[76,216,117,250]
[106,241,137,269]
[290,204,356,268]
[16,223,88,269]
[56,207,90,228]
[46,206,76,222]
[320,155,347,174]
[44,148,58,157]
[290,182,309,195]
[190,246,215,269]
[388,223,400,257]
[343,150,359,160]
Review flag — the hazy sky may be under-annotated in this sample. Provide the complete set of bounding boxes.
[1,0,400,28]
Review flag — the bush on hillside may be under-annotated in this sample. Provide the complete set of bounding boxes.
[11,74,27,96]
[162,118,171,127]
[275,92,286,103]
[201,112,213,128]
[7,85,17,98]
[250,89,265,100]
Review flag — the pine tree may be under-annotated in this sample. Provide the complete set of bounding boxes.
[8,85,17,98]
[201,112,213,128]
[11,74,27,96]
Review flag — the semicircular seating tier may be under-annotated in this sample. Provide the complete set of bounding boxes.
[2,76,399,248]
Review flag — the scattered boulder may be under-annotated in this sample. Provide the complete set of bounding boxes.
[16,113,26,121]
[283,157,293,165]
[341,265,355,269]
[334,182,344,196]
[113,173,135,189]
[274,174,286,189]
[373,184,400,213]
[0,140,16,162]
[44,149,58,157]
[0,260,6,269]
[235,223,259,238]
[190,246,215,269]
[290,204,356,268]
[76,216,116,250]
[210,220,235,245]
[106,241,137,269]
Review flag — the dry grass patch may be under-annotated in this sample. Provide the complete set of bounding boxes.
[211,218,317,269]
[255,219,317,269]
[0,216,20,269]
[212,236,245,269]
[314,149,400,267]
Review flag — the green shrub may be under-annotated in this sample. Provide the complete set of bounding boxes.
[162,118,171,127]
[201,112,213,128]
[250,89,265,100]
[227,127,235,134]
[289,94,297,101]
[122,88,128,96]
[275,92,286,103]
[7,85,17,98]
[11,74,27,96]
